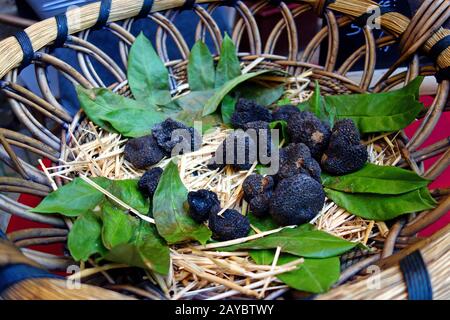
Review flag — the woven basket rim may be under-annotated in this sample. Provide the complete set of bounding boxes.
[0,0,449,300]
[0,0,449,79]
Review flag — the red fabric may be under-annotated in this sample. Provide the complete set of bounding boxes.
[6,158,65,256]
[6,97,450,253]
[404,96,450,237]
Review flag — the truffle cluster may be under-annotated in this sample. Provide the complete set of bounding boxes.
[210,99,277,171]
[236,100,367,227]
[125,118,202,169]
[133,97,368,241]
[187,189,250,241]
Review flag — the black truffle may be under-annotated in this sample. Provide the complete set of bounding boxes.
[152,118,202,156]
[209,130,257,171]
[287,111,331,159]
[321,119,368,175]
[270,174,325,226]
[187,189,220,223]
[209,209,251,241]
[272,105,300,122]
[243,121,273,161]
[138,167,163,198]
[124,135,165,169]
[242,174,274,202]
[249,193,271,217]
[276,143,321,182]
[230,98,272,129]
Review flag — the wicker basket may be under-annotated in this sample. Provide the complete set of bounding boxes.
[0,0,449,300]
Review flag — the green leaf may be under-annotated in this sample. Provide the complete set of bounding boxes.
[105,222,170,274]
[76,86,171,138]
[188,41,215,91]
[174,91,222,132]
[202,70,273,116]
[215,34,241,87]
[250,249,276,265]
[221,94,237,125]
[248,213,279,232]
[175,90,215,111]
[251,251,340,293]
[325,77,424,133]
[322,163,430,195]
[325,187,437,220]
[298,81,335,126]
[76,87,145,131]
[249,213,315,234]
[109,179,150,214]
[248,217,340,293]
[31,177,112,217]
[269,120,288,144]
[220,227,357,258]
[277,97,292,106]
[102,107,167,138]
[235,82,285,106]
[128,33,172,105]
[101,203,136,249]
[68,212,105,261]
[152,160,212,244]
[175,108,222,133]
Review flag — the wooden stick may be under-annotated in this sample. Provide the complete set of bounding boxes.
[192,226,293,250]
[175,259,260,298]
[79,175,155,224]
[259,246,281,298]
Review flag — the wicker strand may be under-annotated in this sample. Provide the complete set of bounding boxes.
[0,0,449,78]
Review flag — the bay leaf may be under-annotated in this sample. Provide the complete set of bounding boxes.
[76,86,144,131]
[30,177,112,217]
[325,77,424,133]
[127,33,172,105]
[277,97,292,106]
[248,213,279,232]
[220,94,237,125]
[220,226,357,258]
[101,203,136,249]
[152,160,211,244]
[102,107,167,138]
[175,90,215,112]
[188,41,215,91]
[108,179,150,214]
[235,82,285,106]
[251,250,340,293]
[202,70,273,116]
[248,215,340,293]
[215,34,241,88]
[68,212,106,261]
[322,163,430,195]
[325,187,437,220]
[105,222,170,275]
[269,120,288,143]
